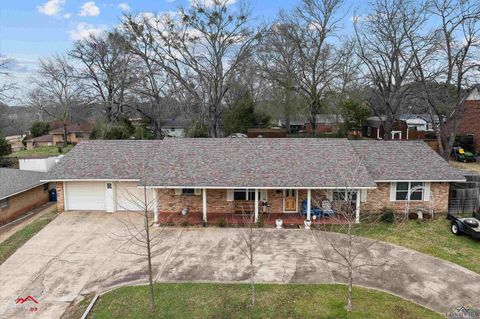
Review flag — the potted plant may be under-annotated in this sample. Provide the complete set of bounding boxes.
[304,219,312,229]
[275,219,283,229]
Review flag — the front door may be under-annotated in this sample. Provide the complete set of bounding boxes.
[284,189,297,212]
[105,182,115,213]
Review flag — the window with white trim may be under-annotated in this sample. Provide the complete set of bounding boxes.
[0,198,9,209]
[181,188,195,195]
[395,182,424,201]
[234,189,255,201]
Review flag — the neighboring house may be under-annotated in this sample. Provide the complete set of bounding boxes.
[5,135,26,152]
[305,114,344,134]
[277,114,344,134]
[0,168,50,225]
[455,86,480,151]
[25,123,93,150]
[247,128,287,138]
[362,116,409,140]
[161,118,188,138]
[45,139,463,224]
[399,114,440,132]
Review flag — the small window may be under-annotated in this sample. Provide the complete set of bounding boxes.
[0,198,9,209]
[333,190,357,202]
[43,184,49,192]
[367,127,371,137]
[170,128,175,131]
[182,188,195,195]
[106,183,113,189]
[234,189,255,200]
[395,182,423,201]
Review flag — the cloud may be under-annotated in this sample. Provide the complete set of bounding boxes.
[63,13,72,19]
[189,0,237,7]
[166,0,176,3]
[79,1,100,17]
[118,2,130,12]
[37,0,65,16]
[69,22,106,40]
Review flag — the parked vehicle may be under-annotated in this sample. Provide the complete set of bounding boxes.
[451,147,476,163]
[447,212,480,239]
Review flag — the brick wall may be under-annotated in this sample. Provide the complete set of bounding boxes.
[0,185,50,226]
[56,183,64,212]
[157,189,330,214]
[457,100,480,151]
[361,182,449,214]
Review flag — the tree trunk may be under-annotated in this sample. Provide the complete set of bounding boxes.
[347,267,353,312]
[250,263,255,306]
[144,187,156,313]
[62,122,68,147]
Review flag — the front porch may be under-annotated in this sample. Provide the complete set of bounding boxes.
[153,188,362,227]
[156,211,348,227]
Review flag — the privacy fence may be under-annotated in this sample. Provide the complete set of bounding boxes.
[449,174,480,216]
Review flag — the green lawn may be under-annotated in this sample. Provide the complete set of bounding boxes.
[7,145,74,158]
[83,283,441,319]
[0,210,57,264]
[329,218,480,274]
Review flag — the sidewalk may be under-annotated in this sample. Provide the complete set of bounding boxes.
[0,203,55,244]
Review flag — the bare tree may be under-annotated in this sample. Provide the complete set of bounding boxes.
[232,212,268,306]
[70,32,134,122]
[28,54,84,146]
[278,0,346,133]
[407,0,480,159]
[354,0,427,139]
[109,147,174,313]
[123,0,260,137]
[257,22,301,133]
[0,56,17,104]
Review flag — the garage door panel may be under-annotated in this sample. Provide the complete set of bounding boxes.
[116,183,153,211]
[66,182,105,211]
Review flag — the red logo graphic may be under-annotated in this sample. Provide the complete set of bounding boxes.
[15,296,39,304]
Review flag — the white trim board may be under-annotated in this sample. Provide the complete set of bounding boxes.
[145,186,378,190]
[375,179,465,183]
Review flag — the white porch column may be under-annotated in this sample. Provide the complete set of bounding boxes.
[307,189,312,221]
[202,188,207,225]
[254,189,259,223]
[153,189,159,226]
[355,190,361,224]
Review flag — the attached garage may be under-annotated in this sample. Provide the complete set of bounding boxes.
[65,182,106,211]
[115,182,154,211]
[63,181,153,212]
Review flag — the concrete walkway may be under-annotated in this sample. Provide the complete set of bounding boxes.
[0,211,479,318]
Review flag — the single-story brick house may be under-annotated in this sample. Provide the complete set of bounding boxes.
[25,123,93,150]
[0,168,50,226]
[45,138,464,224]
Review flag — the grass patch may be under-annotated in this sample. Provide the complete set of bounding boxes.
[8,145,74,158]
[0,210,57,264]
[328,218,480,274]
[84,283,441,319]
[61,293,95,319]
[449,160,480,174]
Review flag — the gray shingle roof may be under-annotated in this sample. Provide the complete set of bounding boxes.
[0,168,46,200]
[46,139,376,188]
[350,140,465,182]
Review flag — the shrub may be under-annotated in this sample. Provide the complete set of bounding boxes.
[216,217,227,227]
[380,207,395,223]
[30,121,50,138]
[180,220,191,227]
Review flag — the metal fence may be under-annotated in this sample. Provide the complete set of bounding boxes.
[449,174,480,216]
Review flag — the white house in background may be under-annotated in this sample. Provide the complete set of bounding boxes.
[19,156,63,173]
[161,118,189,138]
[399,114,440,131]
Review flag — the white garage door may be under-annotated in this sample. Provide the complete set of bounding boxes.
[66,182,105,211]
[115,182,153,211]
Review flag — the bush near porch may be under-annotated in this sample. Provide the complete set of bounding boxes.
[327,218,480,274]
[76,283,441,319]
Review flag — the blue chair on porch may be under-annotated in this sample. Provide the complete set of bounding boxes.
[300,199,322,218]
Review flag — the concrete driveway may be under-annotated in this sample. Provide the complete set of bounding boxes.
[0,211,479,318]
